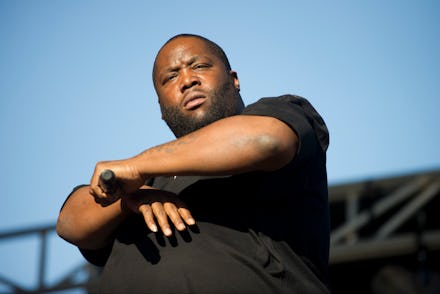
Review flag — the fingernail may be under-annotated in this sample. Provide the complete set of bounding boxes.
[164,228,172,236]
[177,223,185,230]
[150,224,158,232]
[187,218,195,225]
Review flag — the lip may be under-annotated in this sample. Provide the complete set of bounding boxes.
[183,92,207,110]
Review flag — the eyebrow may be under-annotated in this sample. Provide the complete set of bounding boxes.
[161,55,211,74]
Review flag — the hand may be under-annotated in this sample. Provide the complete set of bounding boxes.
[89,159,145,203]
[123,187,195,237]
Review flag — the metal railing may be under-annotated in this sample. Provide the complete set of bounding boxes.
[0,224,100,293]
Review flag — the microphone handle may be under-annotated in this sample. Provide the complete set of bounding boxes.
[99,169,118,195]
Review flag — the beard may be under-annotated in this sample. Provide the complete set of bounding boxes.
[160,82,240,138]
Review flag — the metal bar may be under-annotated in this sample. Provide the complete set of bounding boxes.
[330,176,428,245]
[375,182,440,239]
[330,230,440,264]
[0,274,27,293]
[345,192,360,243]
[37,230,48,291]
[0,224,55,240]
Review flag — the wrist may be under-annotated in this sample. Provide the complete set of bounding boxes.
[119,197,135,217]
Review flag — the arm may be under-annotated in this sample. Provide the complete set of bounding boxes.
[58,114,297,248]
[56,185,129,249]
[57,185,194,249]
[91,114,298,199]
[139,115,297,175]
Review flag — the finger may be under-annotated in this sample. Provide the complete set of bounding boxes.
[90,166,106,199]
[90,166,123,203]
[169,198,195,226]
[151,202,172,236]
[177,207,196,226]
[163,202,186,231]
[89,184,104,199]
[138,204,158,233]
[89,185,120,206]
[89,186,110,204]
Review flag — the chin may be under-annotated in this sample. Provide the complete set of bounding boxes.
[190,106,209,119]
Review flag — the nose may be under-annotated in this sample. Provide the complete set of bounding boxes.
[180,69,200,93]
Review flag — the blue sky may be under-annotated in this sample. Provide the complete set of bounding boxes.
[1,1,439,292]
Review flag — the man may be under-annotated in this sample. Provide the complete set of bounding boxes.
[57,34,331,293]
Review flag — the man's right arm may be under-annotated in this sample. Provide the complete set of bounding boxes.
[56,185,130,250]
[57,185,195,249]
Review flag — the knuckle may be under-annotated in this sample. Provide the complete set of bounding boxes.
[163,202,177,211]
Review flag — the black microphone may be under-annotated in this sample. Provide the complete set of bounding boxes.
[99,169,118,195]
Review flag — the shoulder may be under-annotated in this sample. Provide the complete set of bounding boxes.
[244,94,311,108]
[243,94,329,152]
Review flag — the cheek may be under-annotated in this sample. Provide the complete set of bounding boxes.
[158,88,180,106]
[204,76,225,94]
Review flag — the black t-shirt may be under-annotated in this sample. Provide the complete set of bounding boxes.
[80,95,330,293]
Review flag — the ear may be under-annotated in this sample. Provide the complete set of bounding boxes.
[229,70,240,91]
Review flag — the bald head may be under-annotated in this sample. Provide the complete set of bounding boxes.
[153,34,231,89]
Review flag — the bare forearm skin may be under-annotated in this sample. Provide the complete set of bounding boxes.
[56,186,130,249]
[133,115,298,178]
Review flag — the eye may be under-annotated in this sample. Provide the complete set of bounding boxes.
[193,63,210,70]
[162,73,177,85]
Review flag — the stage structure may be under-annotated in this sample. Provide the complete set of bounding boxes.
[0,169,439,293]
[329,169,440,293]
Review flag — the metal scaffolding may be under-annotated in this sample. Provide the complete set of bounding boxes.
[328,169,440,293]
[1,169,439,293]
[0,224,101,293]
[329,169,440,262]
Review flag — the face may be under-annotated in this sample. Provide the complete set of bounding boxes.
[153,37,242,138]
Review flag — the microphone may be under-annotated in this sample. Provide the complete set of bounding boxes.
[99,169,118,195]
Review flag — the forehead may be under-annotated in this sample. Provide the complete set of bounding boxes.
[155,37,218,70]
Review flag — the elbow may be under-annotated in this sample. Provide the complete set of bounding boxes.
[252,117,299,170]
[56,211,79,245]
[57,208,91,247]
[255,132,298,171]
[57,213,108,249]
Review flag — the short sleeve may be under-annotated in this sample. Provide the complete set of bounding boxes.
[241,94,329,162]
[80,245,112,267]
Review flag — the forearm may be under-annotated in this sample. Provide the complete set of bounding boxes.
[134,115,298,178]
[88,115,298,203]
[56,186,130,249]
